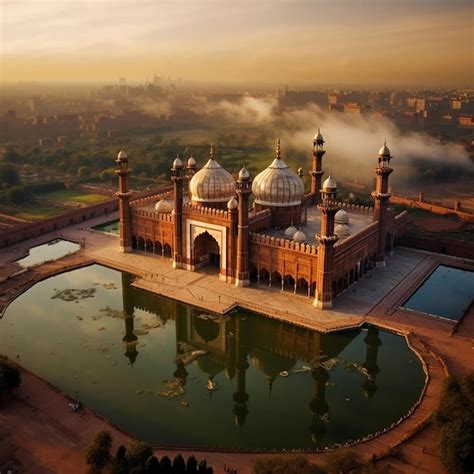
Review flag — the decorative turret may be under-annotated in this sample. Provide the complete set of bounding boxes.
[314,173,339,309]
[187,155,196,177]
[371,141,394,267]
[310,129,326,203]
[171,153,184,269]
[235,165,252,286]
[115,150,132,252]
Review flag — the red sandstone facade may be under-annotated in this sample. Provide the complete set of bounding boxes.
[118,137,408,309]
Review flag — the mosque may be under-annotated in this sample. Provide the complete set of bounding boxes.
[116,131,408,309]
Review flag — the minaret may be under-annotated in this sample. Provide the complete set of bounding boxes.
[310,129,326,203]
[314,174,338,309]
[227,197,238,283]
[171,155,184,269]
[115,150,132,252]
[235,165,252,287]
[362,326,382,399]
[371,141,393,267]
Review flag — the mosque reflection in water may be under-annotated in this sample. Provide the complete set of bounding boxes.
[119,273,382,445]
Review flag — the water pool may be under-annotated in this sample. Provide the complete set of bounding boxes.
[14,239,81,268]
[92,219,119,234]
[402,265,474,321]
[1,264,426,450]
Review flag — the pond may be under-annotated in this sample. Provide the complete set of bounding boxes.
[402,265,474,321]
[92,219,119,235]
[0,264,426,450]
[14,238,81,268]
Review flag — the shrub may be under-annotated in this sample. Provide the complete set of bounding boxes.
[85,431,113,471]
[186,456,198,474]
[125,441,153,469]
[435,373,474,474]
[160,455,172,473]
[253,455,323,474]
[0,359,21,395]
[145,455,161,473]
[324,450,359,474]
[172,454,185,473]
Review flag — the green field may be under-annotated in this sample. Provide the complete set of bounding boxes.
[2,204,66,221]
[40,189,109,205]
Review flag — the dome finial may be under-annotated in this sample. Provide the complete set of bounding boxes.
[210,143,214,160]
[276,138,281,159]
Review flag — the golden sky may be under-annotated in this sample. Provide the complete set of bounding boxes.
[1,0,473,85]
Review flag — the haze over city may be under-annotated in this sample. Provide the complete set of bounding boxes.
[2,0,473,85]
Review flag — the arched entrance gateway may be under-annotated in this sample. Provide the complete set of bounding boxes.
[193,231,221,270]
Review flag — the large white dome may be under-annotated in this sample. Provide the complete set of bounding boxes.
[189,154,235,204]
[252,140,304,207]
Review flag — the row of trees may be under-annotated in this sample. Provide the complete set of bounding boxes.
[85,431,213,474]
[435,372,474,473]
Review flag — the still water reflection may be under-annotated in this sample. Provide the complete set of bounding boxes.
[1,264,425,450]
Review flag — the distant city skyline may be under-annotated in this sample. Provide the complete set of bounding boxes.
[2,0,473,86]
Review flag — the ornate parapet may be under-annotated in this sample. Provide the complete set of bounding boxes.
[249,232,318,255]
[182,203,232,221]
[131,208,174,222]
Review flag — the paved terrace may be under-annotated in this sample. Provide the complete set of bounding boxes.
[57,227,430,333]
[261,204,374,244]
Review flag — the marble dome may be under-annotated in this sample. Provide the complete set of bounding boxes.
[252,139,304,207]
[335,224,350,237]
[335,209,349,225]
[293,230,307,243]
[284,224,298,238]
[378,141,391,158]
[189,147,236,204]
[155,198,173,213]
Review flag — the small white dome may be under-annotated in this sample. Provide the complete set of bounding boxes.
[314,128,324,142]
[335,209,349,225]
[187,156,196,167]
[173,156,183,169]
[284,225,298,238]
[227,197,238,210]
[155,199,173,213]
[298,166,303,176]
[238,166,250,180]
[335,224,350,237]
[117,150,127,160]
[378,141,391,157]
[322,174,337,192]
[293,230,307,243]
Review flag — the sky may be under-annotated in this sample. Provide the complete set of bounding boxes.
[1,0,473,85]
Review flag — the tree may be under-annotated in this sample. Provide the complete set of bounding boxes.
[100,169,116,182]
[0,163,20,187]
[145,455,161,473]
[197,460,208,474]
[78,165,92,178]
[85,431,113,472]
[125,441,153,469]
[6,186,32,205]
[324,450,359,474]
[160,456,172,474]
[435,373,474,473]
[0,359,21,396]
[172,454,185,474]
[253,455,322,474]
[186,456,198,474]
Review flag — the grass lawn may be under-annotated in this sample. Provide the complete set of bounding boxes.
[2,204,66,221]
[40,189,109,205]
